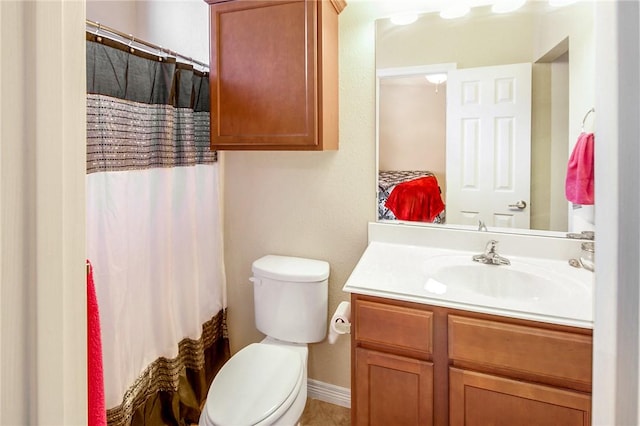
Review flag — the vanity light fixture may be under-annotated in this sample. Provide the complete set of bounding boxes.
[492,0,527,14]
[390,13,419,26]
[439,3,471,19]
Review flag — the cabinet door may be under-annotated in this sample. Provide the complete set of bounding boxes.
[450,368,591,426]
[209,0,320,149]
[355,348,433,426]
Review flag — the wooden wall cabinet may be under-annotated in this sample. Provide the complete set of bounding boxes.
[351,294,593,426]
[205,0,345,150]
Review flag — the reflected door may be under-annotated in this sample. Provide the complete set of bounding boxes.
[445,63,532,229]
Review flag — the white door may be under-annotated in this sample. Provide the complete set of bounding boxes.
[445,63,532,229]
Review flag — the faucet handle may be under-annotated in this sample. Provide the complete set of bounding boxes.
[566,230,595,240]
[485,239,498,253]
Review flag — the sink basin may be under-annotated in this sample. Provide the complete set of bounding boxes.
[343,241,593,327]
[422,255,590,307]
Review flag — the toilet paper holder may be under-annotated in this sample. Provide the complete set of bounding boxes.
[333,317,351,333]
[328,301,351,344]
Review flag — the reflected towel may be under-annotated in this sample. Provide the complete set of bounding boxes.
[385,175,445,222]
[565,132,595,205]
[87,260,107,426]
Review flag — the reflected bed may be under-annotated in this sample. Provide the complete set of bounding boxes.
[378,170,446,223]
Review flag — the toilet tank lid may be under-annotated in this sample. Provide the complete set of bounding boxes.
[252,255,330,282]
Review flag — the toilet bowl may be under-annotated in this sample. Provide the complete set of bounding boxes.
[199,338,308,426]
[199,255,329,426]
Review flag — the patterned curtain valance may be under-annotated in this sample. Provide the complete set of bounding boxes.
[86,36,210,112]
[86,37,216,174]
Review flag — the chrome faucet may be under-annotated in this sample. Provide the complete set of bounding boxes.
[473,240,511,266]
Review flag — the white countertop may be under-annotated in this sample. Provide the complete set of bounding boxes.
[343,240,594,329]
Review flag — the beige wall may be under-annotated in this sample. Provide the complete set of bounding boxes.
[1,1,87,424]
[222,2,379,388]
[378,80,447,194]
[375,4,535,70]
[1,2,638,425]
[87,0,209,64]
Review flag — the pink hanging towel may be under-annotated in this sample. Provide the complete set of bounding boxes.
[565,132,595,205]
[87,260,107,426]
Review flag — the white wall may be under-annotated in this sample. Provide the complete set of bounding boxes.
[593,2,640,424]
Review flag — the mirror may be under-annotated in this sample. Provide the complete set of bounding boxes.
[375,1,595,235]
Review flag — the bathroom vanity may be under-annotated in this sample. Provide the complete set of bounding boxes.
[344,223,594,426]
[352,294,591,426]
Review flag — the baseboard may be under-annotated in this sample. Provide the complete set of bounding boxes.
[307,379,351,408]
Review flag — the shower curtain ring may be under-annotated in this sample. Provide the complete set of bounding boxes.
[128,34,135,53]
[95,22,103,43]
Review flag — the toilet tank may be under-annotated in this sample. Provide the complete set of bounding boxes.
[251,255,329,343]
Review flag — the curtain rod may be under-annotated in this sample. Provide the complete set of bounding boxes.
[86,19,209,70]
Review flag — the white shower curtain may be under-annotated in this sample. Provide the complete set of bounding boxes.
[86,164,225,409]
[85,33,228,425]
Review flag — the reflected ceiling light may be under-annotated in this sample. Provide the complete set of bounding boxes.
[390,13,418,26]
[439,3,470,19]
[425,74,447,85]
[549,0,579,6]
[492,0,527,14]
[425,73,447,94]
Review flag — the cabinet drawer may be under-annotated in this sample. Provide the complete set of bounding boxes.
[355,300,433,356]
[448,316,592,388]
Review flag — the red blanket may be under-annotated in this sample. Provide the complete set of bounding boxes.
[385,176,445,222]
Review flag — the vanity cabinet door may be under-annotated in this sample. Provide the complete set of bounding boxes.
[449,368,591,426]
[206,0,343,151]
[355,348,433,426]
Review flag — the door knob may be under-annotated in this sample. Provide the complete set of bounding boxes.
[508,200,527,210]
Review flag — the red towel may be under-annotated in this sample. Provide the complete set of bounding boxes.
[565,132,595,205]
[385,175,445,222]
[87,260,107,426]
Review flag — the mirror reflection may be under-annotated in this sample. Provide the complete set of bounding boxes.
[376,1,595,234]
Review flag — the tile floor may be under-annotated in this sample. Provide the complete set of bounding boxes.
[193,398,350,426]
[299,398,351,426]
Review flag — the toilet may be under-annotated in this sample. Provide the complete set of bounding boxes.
[199,255,330,426]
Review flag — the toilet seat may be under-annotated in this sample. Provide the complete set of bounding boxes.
[203,343,304,426]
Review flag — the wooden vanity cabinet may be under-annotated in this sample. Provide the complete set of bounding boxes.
[352,296,437,426]
[351,294,593,426]
[205,0,345,150]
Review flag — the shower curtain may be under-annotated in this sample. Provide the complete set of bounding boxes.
[85,34,229,426]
